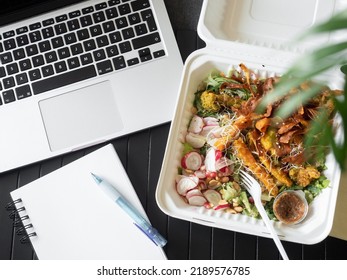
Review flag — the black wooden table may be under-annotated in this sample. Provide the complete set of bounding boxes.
[1,0,347,260]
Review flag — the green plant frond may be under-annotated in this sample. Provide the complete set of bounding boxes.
[275,84,323,119]
[297,8,347,39]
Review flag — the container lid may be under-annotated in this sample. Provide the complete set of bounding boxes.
[198,0,347,56]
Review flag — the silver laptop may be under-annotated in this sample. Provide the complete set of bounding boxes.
[0,0,183,172]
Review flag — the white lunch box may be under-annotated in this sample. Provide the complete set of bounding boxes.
[156,0,346,244]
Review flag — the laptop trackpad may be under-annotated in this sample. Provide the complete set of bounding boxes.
[39,81,123,152]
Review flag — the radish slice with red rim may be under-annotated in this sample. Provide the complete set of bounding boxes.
[188,115,204,134]
[203,189,222,206]
[176,176,198,195]
[181,151,202,171]
[188,195,207,206]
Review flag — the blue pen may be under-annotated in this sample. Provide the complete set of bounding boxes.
[91,173,167,247]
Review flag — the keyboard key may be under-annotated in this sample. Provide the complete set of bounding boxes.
[0,52,13,64]
[134,23,147,36]
[42,18,55,26]
[32,55,45,67]
[90,25,103,37]
[32,65,97,95]
[54,23,68,35]
[77,29,90,40]
[2,89,16,103]
[3,77,15,89]
[106,45,119,57]
[13,48,26,60]
[56,14,68,23]
[93,49,106,61]
[15,73,28,85]
[131,0,150,11]
[41,65,55,77]
[118,3,131,15]
[80,15,93,27]
[16,35,29,47]
[93,11,106,23]
[64,33,77,44]
[38,40,52,52]
[109,31,121,43]
[95,2,108,10]
[54,61,68,73]
[122,27,135,40]
[96,35,109,47]
[6,63,19,75]
[16,27,28,35]
[141,9,157,31]
[28,69,41,81]
[51,36,64,48]
[112,56,126,70]
[29,31,42,43]
[58,47,71,59]
[108,0,120,6]
[29,22,42,30]
[119,41,132,53]
[128,13,141,25]
[132,32,160,49]
[16,85,32,100]
[105,7,118,19]
[115,17,128,29]
[70,43,83,55]
[82,6,94,14]
[42,27,55,39]
[26,44,39,56]
[83,39,96,51]
[19,59,32,71]
[67,57,80,69]
[67,19,80,31]
[102,21,115,33]
[0,67,6,78]
[127,57,139,66]
[45,51,58,63]
[138,48,152,61]
[3,30,15,39]
[96,60,113,75]
[4,38,16,50]
[69,10,81,19]
[80,53,93,65]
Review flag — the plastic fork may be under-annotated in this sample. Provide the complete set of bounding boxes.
[239,170,289,260]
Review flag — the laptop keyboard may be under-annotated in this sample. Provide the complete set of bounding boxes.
[0,0,165,105]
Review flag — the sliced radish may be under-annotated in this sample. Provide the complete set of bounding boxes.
[200,125,218,137]
[194,169,206,179]
[215,150,223,161]
[176,176,199,196]
[205,148,216,172]
[188,115,204,134]
[186,189,203,199]
[185,132,206,148]
[203,117,219,126]
[204,202,212,209]
[188,195,207,206]
[203,189,222,206]
[214,203,230,211]
[181,151,202,170]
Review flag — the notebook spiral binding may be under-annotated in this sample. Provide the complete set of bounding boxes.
[6,198,37,244]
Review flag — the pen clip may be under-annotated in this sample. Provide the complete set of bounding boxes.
[133,223,158,246]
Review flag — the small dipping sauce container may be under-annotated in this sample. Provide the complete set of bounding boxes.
[273,190,308,225]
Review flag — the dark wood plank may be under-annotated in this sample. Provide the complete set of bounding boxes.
[166,217,190,260]
[0,171,19,260]
[283,241,303,260]
[257,237,280,260]
[211,228,235,260]
[303,240,326,260]
[127,130,150,208]
[234,233,257,260]
[326,236,347,259]
[12,164,40,260]
[189,223,212,259]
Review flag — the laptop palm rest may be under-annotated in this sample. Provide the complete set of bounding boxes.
[39,81,123,152]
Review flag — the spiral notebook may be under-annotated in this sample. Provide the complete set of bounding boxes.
[9,144,166,260]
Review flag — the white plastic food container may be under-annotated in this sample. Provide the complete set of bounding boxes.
[156,0,346,244]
